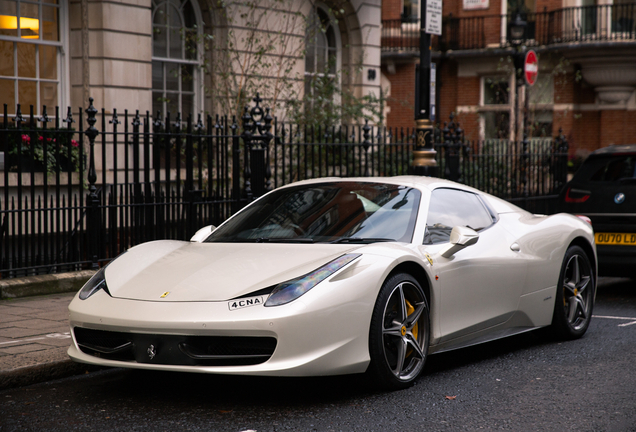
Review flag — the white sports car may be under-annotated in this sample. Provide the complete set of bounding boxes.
[68,176,597,390]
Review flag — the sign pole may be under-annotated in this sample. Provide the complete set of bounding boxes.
[413,0,441,176]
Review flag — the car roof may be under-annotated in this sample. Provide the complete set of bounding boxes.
[589,144,636,157]
[281,175,475,192]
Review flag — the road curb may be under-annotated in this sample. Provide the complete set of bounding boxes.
[0,271,95,300]
[0,359,103,391]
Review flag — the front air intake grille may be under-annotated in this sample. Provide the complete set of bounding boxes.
[73,327,276,366]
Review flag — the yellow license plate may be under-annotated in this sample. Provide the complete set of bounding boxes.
[595,232,636,245]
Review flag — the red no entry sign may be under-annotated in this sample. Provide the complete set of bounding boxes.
[524,50,538,86]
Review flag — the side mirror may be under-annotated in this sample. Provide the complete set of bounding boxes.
[190,225,216,242]
[440,226,479,258]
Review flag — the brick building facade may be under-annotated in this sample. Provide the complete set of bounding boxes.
[381,0,636,157]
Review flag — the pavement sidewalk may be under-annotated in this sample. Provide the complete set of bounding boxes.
[0,272,97,390]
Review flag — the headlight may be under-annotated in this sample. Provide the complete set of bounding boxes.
[79,266,109,300]
[264,254,361,307]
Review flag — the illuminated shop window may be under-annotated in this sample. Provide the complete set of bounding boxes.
[0,0,63,114]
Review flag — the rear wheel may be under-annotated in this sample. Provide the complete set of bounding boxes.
[550,245,595,340]
[368,273,429,390]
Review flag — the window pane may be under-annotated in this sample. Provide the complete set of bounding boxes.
[305,41,315,73]
[483,77,509,105]
[166,93,178,116]
[153,25,167,57]
[424,189,492,244]
[590,156,636,182]
[181,63,193,92]
[529,110,552,137]
[0,79,16,113]
[21,3,38,19]
[169,27,182,58]
[152,61,163,90]
[152,91,164,116]
[316,33,327,73]
[168,4,181,27]
[39,44,57,79]
[0,1,17,16]
[528,74,553,104]
[18,79,37,108]
[20,4,39,39]
[17,42,36,78]
[166,62,178,90]
[0,1,18,37]
[42,6,58,41]
[183,0,195,28]
[184,29,196,60]
[0,40,14,76]
[328,47,336,74]
[483,111,510,139]
[182,93,193,120]
[40,81,57,108]
[153,3,166,25]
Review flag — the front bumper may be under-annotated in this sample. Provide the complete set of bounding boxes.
[67,264,385,376]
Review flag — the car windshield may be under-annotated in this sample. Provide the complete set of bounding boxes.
[206,181,421,243]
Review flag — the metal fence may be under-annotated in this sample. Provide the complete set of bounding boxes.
[0,97,567,279]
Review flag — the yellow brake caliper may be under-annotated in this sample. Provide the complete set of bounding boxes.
[405,299,418,357]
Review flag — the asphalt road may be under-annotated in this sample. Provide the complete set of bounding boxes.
[1,277,635,432]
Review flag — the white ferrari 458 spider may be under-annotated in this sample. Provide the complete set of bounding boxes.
[68,176,596,389]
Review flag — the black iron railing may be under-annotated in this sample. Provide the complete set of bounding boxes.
[382,3,636,52]
[1,100,568,279]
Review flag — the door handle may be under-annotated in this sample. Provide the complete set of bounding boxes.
[510,243,520,252]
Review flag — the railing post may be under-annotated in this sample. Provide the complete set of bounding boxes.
[85,98,100,270]
[231,117,241,213]
[442,112,465,182]
[554,128,569,193]
[241,93,273,201]
[362,120,371,177]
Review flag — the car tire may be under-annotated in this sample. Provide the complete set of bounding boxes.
[367,273,430,390]
[550,245,595,340]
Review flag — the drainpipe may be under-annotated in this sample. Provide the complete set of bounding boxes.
[81,0,90,107]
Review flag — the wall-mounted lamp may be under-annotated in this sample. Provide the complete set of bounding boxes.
[367,68,376,81]
[0,15,40,39]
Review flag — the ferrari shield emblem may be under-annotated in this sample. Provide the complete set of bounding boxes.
[425,252,433,266]
[160,291,170,298]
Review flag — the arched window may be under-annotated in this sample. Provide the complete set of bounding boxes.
[152,0,201,119]
[0,0,65,114]
[304,4,340,109]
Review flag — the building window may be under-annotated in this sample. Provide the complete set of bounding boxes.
[481,76,511,140]
[527,73,553,138]
[403,0,419,22]
[0,0,63,114]
[152,0,201,120]
[304,4,340,111]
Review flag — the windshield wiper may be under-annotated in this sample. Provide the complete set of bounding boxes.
[330,237,395,244]
[255,237,315,243]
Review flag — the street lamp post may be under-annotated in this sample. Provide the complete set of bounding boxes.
[412,1,438,176]
[509,12,530,205]
[509,12,527,141]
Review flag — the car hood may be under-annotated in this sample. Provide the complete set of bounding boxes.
[104,240,359,302]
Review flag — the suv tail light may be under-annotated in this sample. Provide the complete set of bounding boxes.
[565,187,591,203]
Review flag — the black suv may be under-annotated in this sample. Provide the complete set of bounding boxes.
[560,145,636,277]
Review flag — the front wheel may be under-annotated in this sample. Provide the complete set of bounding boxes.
[367,273,430,390]
[550,245,595,340]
